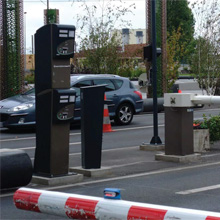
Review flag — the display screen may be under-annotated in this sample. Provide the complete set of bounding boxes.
[57,39,74,55]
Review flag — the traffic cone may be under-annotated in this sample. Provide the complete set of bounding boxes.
[103,95,114,133]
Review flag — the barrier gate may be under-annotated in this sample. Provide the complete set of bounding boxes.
[14,188,220,219]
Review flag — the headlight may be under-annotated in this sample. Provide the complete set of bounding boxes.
[8,104,34,112]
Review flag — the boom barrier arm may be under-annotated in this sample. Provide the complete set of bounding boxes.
[192,95,220,105]
[14,187,220,219]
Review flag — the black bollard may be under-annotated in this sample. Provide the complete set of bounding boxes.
[80,85,105,169]
[0,149,33,189]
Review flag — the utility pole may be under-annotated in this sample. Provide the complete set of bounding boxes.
[47,0,49,24]
[150,0,162,145]
[141,0,163,149]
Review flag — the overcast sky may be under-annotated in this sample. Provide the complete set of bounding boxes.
[23,0,146,52]
[24,0,208,53]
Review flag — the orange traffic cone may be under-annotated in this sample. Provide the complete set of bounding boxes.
[103,95,114,133]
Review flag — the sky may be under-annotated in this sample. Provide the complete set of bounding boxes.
[23,0,213,54]
[23,0,146,53]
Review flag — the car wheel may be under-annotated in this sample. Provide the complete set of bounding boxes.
[114,103,134,125]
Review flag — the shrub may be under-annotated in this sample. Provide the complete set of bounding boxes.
[199,114,220,142]
[117,67,132,78]
[25,73,35,84]
[131,68,145,79]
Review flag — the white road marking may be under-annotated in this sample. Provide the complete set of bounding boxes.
[70,132,81,136]
[0,132,81,142]
[111,161,158,168]
[201,153,220,158]
[0,136,36,142]
[0,107,219,143]
[2,161,220,198]
[16,146,35,150]
[114,124,164,132]
[14,141,82,151]
[37,161,220,192]
[70,142,81,145]
[30,146,139,160]
[0,125,165,142]
[196,108,220,112]
[176,184,220,195]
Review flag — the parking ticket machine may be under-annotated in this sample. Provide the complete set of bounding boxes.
[34,24,76,177]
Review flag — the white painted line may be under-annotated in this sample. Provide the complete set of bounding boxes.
[70,132,81,136]
[114,124,164,132]
[0,125,164,143]
[68,146,139,157]
[44,161,220,191]
[30,146,139,160]
[15,142,81,151]
[0,136,36,142]
[196,108,220,112]
[0,132,81,142]
[2,161,220,198]
[69,142,81,145]
[176,184,220,195]
[17,146,36,150]
[201,153,220,158]
[111,161,158,168]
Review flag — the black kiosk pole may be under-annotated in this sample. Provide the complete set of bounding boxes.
[150,0,162,145]
[34,24,76,177]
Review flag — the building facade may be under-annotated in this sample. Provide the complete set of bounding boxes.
[113,28,147,46]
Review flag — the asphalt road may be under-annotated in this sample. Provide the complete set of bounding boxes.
[0,107,220,219]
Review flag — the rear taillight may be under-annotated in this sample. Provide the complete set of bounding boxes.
[134,90,142,99]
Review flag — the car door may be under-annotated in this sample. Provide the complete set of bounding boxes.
[93,78,120,116]
[71,80,93,120]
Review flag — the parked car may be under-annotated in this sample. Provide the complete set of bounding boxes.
[0,74,143,129]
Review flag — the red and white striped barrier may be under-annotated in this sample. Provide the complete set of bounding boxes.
[14,187,220,219]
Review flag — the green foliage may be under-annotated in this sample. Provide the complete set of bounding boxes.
[117,67,145,79]
[190,0,220,95]
[167,0,195,62]
[166,26,186,91]
[24,73,35,84]
[196,114,220,142]
[76,0,135,74]
[80,32,120,74]
[191,37,220,95]
[131,68,145,79]
[117,66,132,78]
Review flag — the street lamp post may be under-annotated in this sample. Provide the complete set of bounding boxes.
[24,12,27,72]
[47,0,49,24]
[150,0,162,145]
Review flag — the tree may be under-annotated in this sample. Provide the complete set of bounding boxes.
[75,0,135,74]
[166,26,186,91]
[167,0,195,62]
[190,0,220,95]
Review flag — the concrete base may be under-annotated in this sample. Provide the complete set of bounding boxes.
[140,143,165,151]
[31,173,83,186]
[69,166,113,177]
[194,129,210,152]
[155,153,201,163]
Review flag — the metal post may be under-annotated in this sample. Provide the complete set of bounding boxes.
[24,12,27,72]
[47,0,49,24]
[31,35,34,54]
[150,0,162,144]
